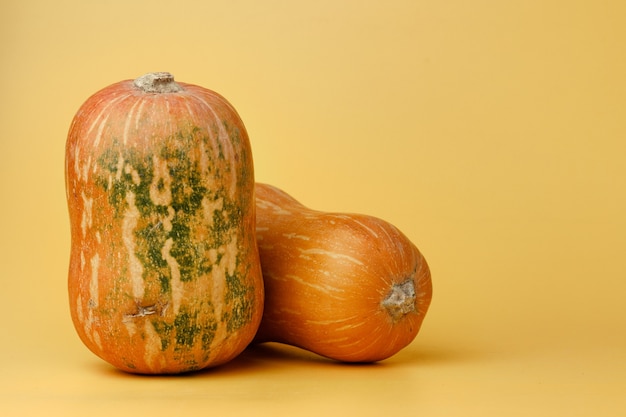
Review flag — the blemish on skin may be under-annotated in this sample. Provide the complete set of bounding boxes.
[115,152,125,181]
[282,232,310,241]
[81,191,93,238]
[256,198,291,215]
[81,155,92,182]
[123,191,145,299]
[298,248,364,266]
[161,237,183,314]
[202,196,223,228]
[92,331,102,350]
[123,301,169,322]
[80,251,86,271]
[76,294,84,323]
[162,206,175,233]
[123,99,142,146]
[93,113,110,149]
[149,155,172,206]
[89,254,100,310]
[125,163,141,185]
[283,273,343,294]
[143,320,165,371]
[73,146,81,181]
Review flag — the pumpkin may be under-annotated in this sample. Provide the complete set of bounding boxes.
[65,72,263,374]
[253,183,432,362]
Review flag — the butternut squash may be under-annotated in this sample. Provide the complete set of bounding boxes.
[65,72,263,374]
[253,183,432,362]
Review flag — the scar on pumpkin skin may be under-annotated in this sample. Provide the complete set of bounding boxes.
[123,301,169,322]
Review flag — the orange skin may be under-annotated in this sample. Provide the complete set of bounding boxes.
[253,183,432,362]
[65,73,263,374]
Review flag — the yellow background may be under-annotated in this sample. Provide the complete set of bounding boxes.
[1,0,625,415]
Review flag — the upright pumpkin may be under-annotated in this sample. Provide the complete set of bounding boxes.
[253,183,432,362]
[65,72,263,374]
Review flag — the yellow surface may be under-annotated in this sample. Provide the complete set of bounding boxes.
[1,0,625,415]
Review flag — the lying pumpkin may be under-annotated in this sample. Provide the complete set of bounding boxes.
[253,183,432,362]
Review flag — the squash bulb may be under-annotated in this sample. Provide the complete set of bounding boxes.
[253,183,432,362]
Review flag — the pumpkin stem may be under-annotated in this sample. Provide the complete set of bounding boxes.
[133,72,183,93]
[382,278,416,321]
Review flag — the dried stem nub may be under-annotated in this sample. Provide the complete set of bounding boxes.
[133,72,183,93]
[382,278,416,321]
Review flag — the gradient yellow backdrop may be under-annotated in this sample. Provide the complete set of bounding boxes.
[1,0,625,415]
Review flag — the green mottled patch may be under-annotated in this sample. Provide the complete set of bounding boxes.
[94,128,248,294]
[151,307,218,352]
[151,321,174,351]
[223,265,254,332]
[174,310,201,347]
[95,124,255,363]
